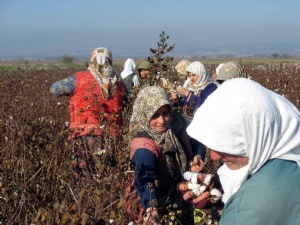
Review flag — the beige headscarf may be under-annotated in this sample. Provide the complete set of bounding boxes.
[175,59,191,75]
[215,63,225,76]
[184,61,212,94]
[216,61,248,82]
[88,47,118,99]
[187,78,300,202]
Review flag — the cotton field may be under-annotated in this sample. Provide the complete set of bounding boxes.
[0,61,299,224]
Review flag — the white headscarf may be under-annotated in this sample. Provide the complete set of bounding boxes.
[184,61,212,93]
[187,78,300,202]
[121,58,136,79]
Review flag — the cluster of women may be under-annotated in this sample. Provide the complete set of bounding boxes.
[50,47,300,225]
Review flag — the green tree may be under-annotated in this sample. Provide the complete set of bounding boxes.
[271,53,279,59]
[61,55,74,65]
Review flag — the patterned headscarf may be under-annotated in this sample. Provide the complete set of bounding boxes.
[88,47,118,99]
[187,78,300,202]
[129,86,189,172]
[129,86,171,143]
[184,61,212,94]
[175,59,191,75]
[216,61,248,82]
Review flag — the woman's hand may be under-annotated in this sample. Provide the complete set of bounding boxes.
[177,182,210,209]
[190,155,205,173]
[143,207,160,225]
[169,91,180,102]
[176,85,190,96]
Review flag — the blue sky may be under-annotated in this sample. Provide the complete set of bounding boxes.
[1,0,300,59]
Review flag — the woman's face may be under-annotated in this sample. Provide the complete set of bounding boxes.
[210,149,249,170]
[140,69,149,79]
[149,105,171,133]
[187,72,198,84]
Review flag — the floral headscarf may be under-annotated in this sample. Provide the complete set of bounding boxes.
[175,59,191,75]
[184,61,212,94]
[88,47,118,99]
[129,86,189,172]
[187,78,300,202]
[129,86,171,143]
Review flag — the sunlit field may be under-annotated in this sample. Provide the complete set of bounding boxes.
[1,56,299,225]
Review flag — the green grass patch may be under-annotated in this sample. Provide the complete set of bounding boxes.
[0,65,19,70]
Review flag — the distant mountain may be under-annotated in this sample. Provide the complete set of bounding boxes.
[173,41,300,58]
[1,33,300,60]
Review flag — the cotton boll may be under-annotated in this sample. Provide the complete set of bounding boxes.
[210,188,222,203]
[183,171,200,184]
[187,182,200,190]
[203,174,213,185]
[191,172,198,184]
[187,182,201,196]
[210,188,222,197]
[183,171,193,181]
[187,183,207,197]
[199,185,207,194]
[205,218,212,225]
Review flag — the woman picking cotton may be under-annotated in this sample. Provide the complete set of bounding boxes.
[176,61,217,118]
[184,78,300,224]
[175,61,217,161]
[49,47,126,186]
[126,86,204,224]
[168,59,191,107]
